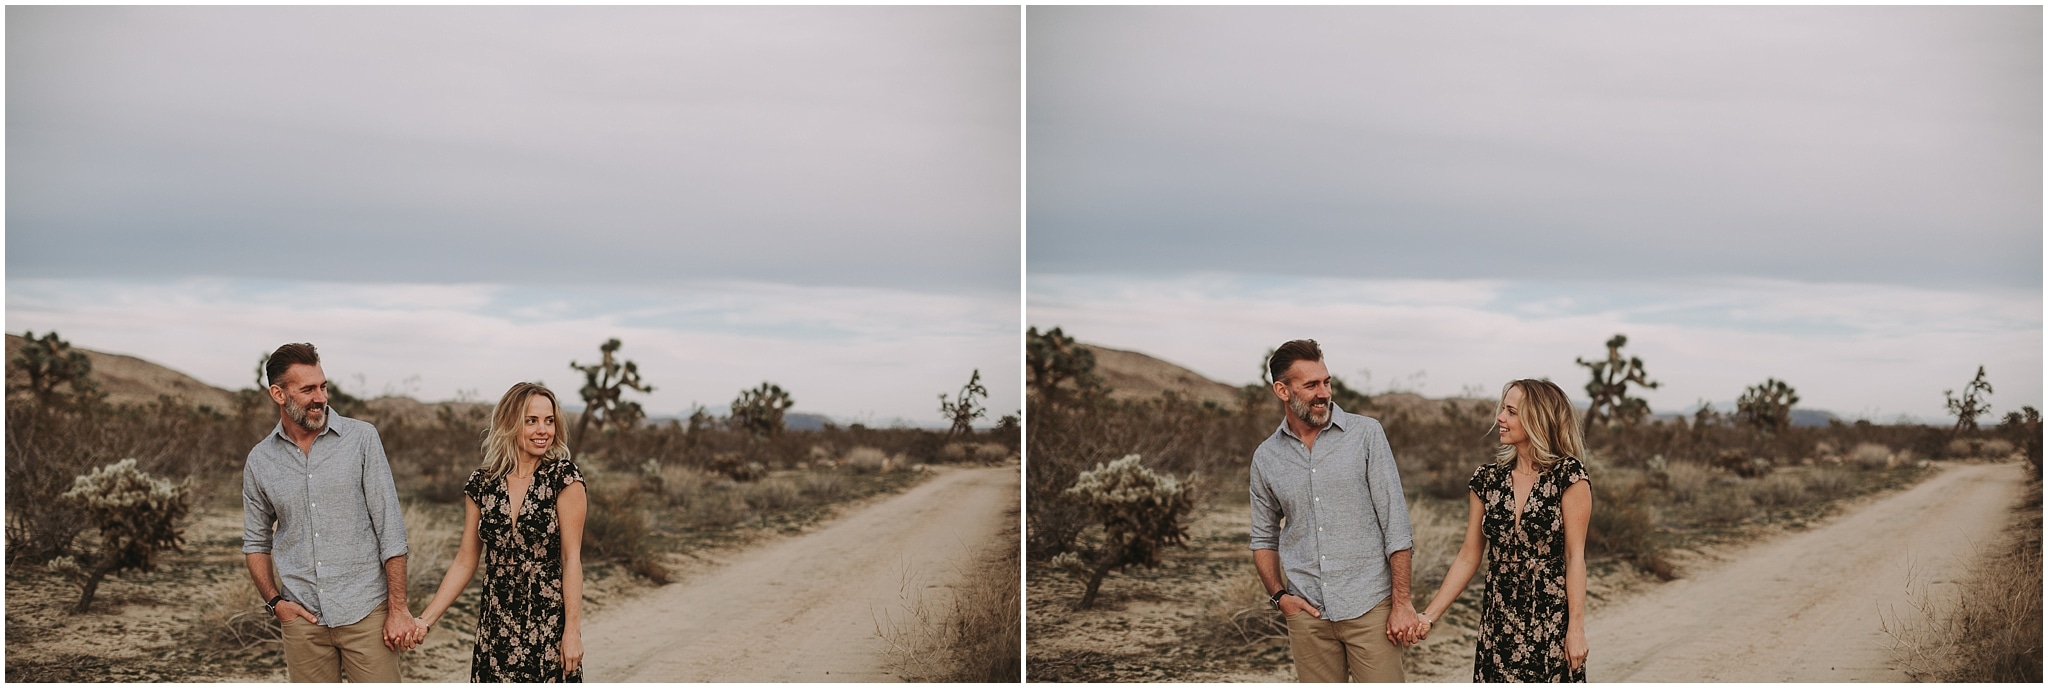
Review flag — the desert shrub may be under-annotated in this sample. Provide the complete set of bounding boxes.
[882,520,1020,682]
[1947,437,2016,459]
[1849,442,1894,471]
[740,478,804,512]
[1689,482,1754,526]
[580,479,669,584]
[796,472,850,503]
[1803,467,1852,500]
[196,575,280,650]
[682,487,750,530]
[1661,461,1712,504]
[1749,473,1810,510]
[1889,483,2041,681]
[1586,469,1672,579]
[1055,454,1197,609]
[1202,574,1286,647]
[842,446,895,474]
[402,503,463,615]
[49,458,190,612]
[1711,448,1773,478]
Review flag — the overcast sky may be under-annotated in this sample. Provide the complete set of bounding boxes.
[8,6,1020,425]
[1028,6,2040,423]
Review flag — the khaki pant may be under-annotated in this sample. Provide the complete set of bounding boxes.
[281,606,402,682]
[1286,597,1404,682]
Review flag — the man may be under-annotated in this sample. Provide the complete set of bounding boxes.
[242,342,416,682]
[1250,339,1423,682]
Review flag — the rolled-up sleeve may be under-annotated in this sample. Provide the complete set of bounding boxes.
[1367,424,1414,556]
[360,426,409,562]
[242,451,274,555]
[1249,459,1281,551]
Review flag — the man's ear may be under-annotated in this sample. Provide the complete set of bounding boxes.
[1271,378,1290,402]
[267,384,287,406]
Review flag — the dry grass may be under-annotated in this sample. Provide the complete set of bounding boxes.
[881,514,1020,682]
[194,574,280,651]
[1888,482,2042,681]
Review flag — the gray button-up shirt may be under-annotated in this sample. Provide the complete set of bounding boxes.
[1249,405,1414,623]
[242,413,408,628]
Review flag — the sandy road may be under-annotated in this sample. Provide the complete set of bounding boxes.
[440,464,1018,682]
[1578,462,2026,682]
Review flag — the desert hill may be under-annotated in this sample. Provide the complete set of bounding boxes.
[6,334,237,409]
[1083,344,1245,408]
[1082,342,1498,425]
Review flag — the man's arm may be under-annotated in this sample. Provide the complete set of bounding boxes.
[245,553,318,624]
[359,426,415,651]
[382,554,413,651]
[1385,548,1421,645]
[1365,423,1422,644]
[1254,548,1319,618]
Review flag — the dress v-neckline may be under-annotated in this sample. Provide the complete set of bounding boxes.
[505,472,534,540]
[1509,466,1536,531]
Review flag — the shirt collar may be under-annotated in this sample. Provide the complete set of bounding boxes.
[1275,403,1348,441]
[270,413,345,446]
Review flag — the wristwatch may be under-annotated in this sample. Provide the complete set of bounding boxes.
[1268,589,1292,610]
[265,594,286,613]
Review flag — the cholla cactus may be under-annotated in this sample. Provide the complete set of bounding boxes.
[51,459,188,612]
[1062,454,1196,609]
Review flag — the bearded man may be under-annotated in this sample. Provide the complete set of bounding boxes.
[1249,339,1424,682]
[241,342,416,681]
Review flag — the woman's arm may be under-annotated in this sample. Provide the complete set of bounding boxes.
[417,496,484,630]
[1561,479,1592,671]
[559,480,588,676]
[1418,491,1488,628]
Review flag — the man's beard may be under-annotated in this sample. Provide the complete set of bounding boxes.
[284,397,327,433]
[1288,395,1331,429]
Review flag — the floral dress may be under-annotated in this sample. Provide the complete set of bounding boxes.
[463,459,584,683]
[1469,456,1589,683]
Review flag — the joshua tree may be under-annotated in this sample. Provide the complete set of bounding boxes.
[1026,326,1105,404]
[1053,454,1196,610]
[47,459,188,612]
[1943,366,1994,436]
[570,338,655,439]
[730,382,795,438]
[939,369,989,442]
[11,330,103,410]
[1576,334,1660,431]
[1735,378,1800,435]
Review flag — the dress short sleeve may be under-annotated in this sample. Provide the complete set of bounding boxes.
[462,468,489,502]
[1468,463,1493,497]
[551,458,584,491]
[1559,456,1590,487]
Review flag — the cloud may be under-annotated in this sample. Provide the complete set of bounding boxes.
[8,6,1020,292]
[1029,273,2040,423]
[8,277,1021,425]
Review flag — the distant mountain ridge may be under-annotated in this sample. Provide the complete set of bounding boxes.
[5,334,237,409]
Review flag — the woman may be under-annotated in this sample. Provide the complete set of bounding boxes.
[414,382,587,681]
[1414,378,1591,681]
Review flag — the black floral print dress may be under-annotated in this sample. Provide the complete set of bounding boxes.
[463,459,584,683]
[1470,456,1589,683]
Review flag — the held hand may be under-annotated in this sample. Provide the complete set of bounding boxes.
[383,608,418,651]
[1565,628,1589,671]
[411,615,431,646]
[1386,603,1423,646]
[273,600,321,626]
[1277,594,1321,619]
[1406,612,1435,645]
[563,631,584,676]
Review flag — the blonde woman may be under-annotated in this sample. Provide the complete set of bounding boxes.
[1413,379,1591,681]
[413,382,587,682]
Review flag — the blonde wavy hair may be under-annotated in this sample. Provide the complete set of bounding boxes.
[479,382,572,481]
[1491,378,1585,472]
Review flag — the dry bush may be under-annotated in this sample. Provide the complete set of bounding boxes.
[1407,496,1468,596]
[402,503,463,613]
[880,524,1020,682]
[1849,443,1894,470]
[682,487,750,530]
[1802,467,1852,500]
[1888,484,2041,681]
[1947,437,2016,459]
[1586,469,1673,579]
[1689,482,1754,526]
[581,477,669,584]
[1200,574,1287,647]
[842,446,895,474]
[1661,461,1712,504]
[796,472,851,503]
[195,574,281,651]
[740,478,804,512]
[1748,473,1811,510]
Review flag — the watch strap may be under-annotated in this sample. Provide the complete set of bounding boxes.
[266,594,285,611]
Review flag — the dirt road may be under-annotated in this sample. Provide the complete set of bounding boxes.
[1568,462,2025,682]
[438,464,1018,682]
